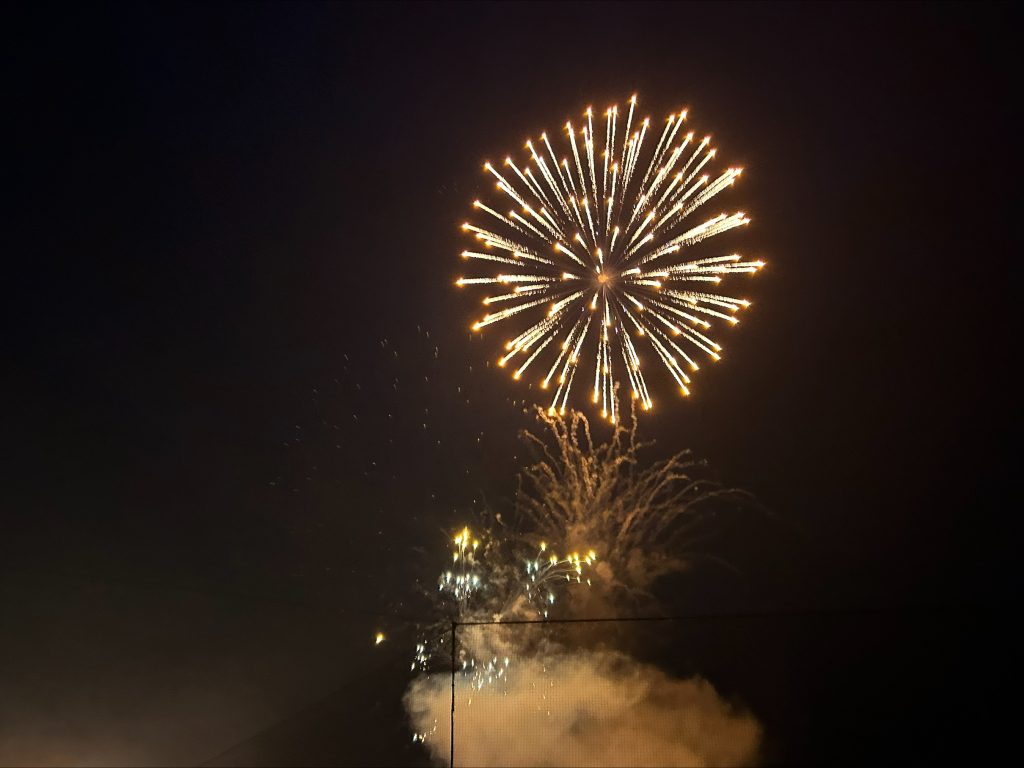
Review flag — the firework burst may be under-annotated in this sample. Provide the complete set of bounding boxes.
[456,95,764,421]
[516,406,753,604]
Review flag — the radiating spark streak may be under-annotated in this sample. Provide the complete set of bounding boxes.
[636,111,685,206]
[582,196,598,246]
[514,333,555,379]
[538,207,564,239]
[584,109,600,223]
[567,195,588,240]
[472,295,552,330]
[602,107,614,206]
[543,314,587,390]
[483,288,546,305]
[551,311,592,412]
[527,140,565,211]
[473,199,519,231]
[459,96,761,415]
[522,203,561,241]
[566,122,589,215]
[508,208,549,241]
[554,241,587,268]
[618,95,636,179]
[511,156,552,212]
[647,295,712,327]
[461,250,521,266]
[607,163,619,237]
[536,149,574,225]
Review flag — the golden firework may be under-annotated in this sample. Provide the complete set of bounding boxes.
[457,96,763,421]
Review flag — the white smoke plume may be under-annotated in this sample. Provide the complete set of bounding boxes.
[405,641,761,767]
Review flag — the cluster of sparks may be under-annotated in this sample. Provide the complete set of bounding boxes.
[409,527,596,743]
[456,95,764,421]
[432,527,596,623]
[524,541,596,618]
[410,528,595,672]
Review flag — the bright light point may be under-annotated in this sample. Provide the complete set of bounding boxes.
[460,222,469,231]
[374,632,385,645]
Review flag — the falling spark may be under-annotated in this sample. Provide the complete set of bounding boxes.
[458,96,763,418]
[517,406,756,598]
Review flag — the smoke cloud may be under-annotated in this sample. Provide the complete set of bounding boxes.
[405,642,761,767]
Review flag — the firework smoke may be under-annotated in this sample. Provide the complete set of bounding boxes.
[406,639,760,768]
[402,408,762,765]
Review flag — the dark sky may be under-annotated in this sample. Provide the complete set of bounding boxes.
[4,2,1015,765]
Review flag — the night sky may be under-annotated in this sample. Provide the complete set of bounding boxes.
[4,3,1014,766]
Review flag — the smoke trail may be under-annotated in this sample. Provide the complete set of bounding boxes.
[406,641,760,767]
